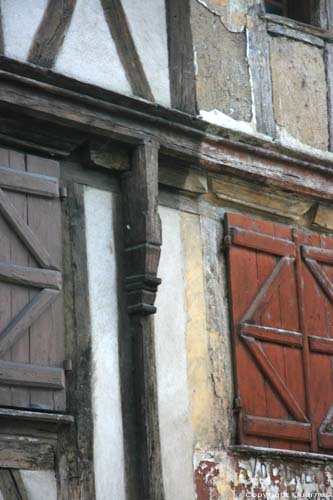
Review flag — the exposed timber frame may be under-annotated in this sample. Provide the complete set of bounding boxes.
[0,2,4,56]
[323,1,333,151]
[121,140,164,500]
[101,0,154,101]
[166,0,197,114]
[247,4,276,138]
[28,0,76,68]
[0,57,332,200]
[0,53,331,499]
[59,183,96,500]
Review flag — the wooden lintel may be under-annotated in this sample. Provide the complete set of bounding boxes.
[0,58,332,201]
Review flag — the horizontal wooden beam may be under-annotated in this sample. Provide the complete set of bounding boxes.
[0,360,64,389]
[0,166,58,197]
[0,263,62,290]
[230,227,296,257]
[309,335,333,355]
[302,245,333,264]
[243,415,312,442]
[0,434,54,470]
[240,323,303,348]
[0,58,332,202]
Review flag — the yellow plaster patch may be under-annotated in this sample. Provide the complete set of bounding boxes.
[181,212,215,447]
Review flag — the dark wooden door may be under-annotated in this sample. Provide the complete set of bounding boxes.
[225,212,333,453]
[0,148,65,412]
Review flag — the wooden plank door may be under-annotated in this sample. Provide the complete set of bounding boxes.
[0,148,65,412]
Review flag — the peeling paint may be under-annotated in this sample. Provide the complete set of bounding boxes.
[195,452,333,500]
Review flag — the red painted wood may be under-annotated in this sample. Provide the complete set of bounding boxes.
[243,415,312,442]
[225,212,333,453]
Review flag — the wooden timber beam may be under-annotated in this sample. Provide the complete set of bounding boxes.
[101,0,154,101]
[121,139,164,500]
[0,58,332,201]
[28,0,76,69]
[166,0,197,114]
[0,469,28,500]
[0,2,4,57]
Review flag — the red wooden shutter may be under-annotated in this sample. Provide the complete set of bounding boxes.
[225,212,333,453]
[0,148,66,412]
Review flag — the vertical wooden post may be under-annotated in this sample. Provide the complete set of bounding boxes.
[247,4,276,138]
[166,0,197,115]
[323,1,333,151]
[121,139,164,500]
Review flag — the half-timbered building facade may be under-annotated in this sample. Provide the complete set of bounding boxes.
[0,0,332,499]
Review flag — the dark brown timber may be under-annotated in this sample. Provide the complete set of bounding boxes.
[0,2,4,56]
[122,140,164,500]
[166,0,197,114]
[101,0,154,101]
[28,0,76,68]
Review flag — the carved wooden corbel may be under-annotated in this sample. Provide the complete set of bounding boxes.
[121,138,164,500]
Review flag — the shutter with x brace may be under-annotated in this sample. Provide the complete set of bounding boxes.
[0,148,65,412]
[225,213,312,451]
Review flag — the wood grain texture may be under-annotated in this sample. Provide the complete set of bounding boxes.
[226,213,333,453]
[243,415,312,442]
[0,360,65,389]
[0,167,58,198]
[242,335,307,422]
[28,0,77,68]
[231,227,296,256]
[1,58,333,203]
[10,471,29,500]
[0,289,59,356]
[0,469,23,500]
[166,0,197,114]
[0,435,54,470]
[247,8,276,137]
[58,182,95,500]
[121,140,164,500]
[0,189,56,270]
[0,2,4,57]
[101,0,154,101]
[0,264,62,290]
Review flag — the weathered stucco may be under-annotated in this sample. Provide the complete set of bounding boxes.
[191,0,252,122]
[85,188,126,500]
[194,451,333,499]
[20,470,57,500]
[270,37,329,150]
[155,206,195,500]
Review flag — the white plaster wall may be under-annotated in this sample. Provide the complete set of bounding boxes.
[2,0,47,60]
[121,0,171,107]
[55,0,131,94]
[20,470,57,500]
[85,188,126,500]
[155,206,195,500]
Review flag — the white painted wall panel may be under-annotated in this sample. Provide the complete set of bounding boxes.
[85,188,126,500]
[2,0,47,60]
[122,0,171,107]
[20,470,57,500]
[55,0,131,95]
[155,206,195,500]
